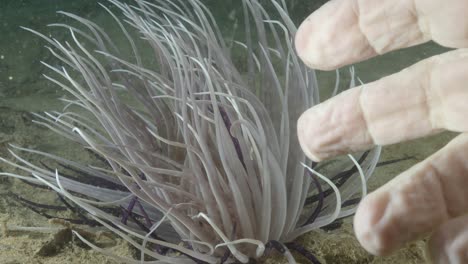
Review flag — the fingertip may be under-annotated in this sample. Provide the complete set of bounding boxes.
[294,1,337,71]
[354,193,395,256]
[297,110,323,162]
[295,0,377,71]
[297,88,373,162]
[294,18,308,61]
[294,14,319,70]
[353,155,455,258]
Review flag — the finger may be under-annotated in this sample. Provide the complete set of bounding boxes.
[353,133,468,256]
[297,49,468,162]
[295,0,468,70]
[427,214,468,264]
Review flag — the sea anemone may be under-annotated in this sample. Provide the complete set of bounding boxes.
[1,0,381,263]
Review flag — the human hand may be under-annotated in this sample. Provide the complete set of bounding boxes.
[295,0,468,263]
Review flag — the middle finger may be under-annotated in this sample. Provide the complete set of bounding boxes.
[298,48,468,162]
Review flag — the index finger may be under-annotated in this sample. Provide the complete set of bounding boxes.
[295,0,468,70]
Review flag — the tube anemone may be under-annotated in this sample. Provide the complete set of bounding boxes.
[1,0,381,263]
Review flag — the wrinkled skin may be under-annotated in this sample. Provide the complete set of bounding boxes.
[295,0,468,263]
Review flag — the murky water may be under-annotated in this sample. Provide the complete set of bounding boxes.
[0,1,455,263]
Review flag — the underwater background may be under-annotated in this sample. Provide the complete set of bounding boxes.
[0,0,456,263]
